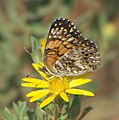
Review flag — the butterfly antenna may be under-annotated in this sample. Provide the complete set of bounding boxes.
[26,71,35,77]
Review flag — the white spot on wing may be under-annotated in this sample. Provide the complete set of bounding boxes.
[73,70,78,74]
[52,31,56,35]
[80,33,83,36]
[67,68,70,70]
[90,40,93,43]
[70,28,74,33]
[66,34,71,37]
[73,26,76,29]
[57,30,63,35]
[49,35,51,38]
[67,37,74,42]
[51,28,54,34]
[71,22,74,25]
[58,35,62,39]
[62,38,67,41]
[59,22,62,25]
[53,35,57,38]
[55,28,59,33]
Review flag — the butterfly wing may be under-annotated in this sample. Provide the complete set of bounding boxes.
[44,18,100,76]
[44,18,83,73]
[52,38,100,76]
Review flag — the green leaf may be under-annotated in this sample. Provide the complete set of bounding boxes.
[36,104,45,120]
[13,101,27,120]
[58,113,68,120]
[18,101,27,120]
[30,36,42,63]
[26,109,35,120]
[3,107,16,120]
[31,36,39,52]
[68,95,81,120]
[13,102,19,115]
[79,106,93,120]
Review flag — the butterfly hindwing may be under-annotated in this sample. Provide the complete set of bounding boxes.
[52,37,100,76]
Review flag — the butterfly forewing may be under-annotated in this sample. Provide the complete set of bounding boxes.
[44,18,83,72]
[44,18,100,76]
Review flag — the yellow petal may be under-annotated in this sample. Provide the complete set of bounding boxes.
[22,78,48,84]
[28,90,49,102]
[60,92,69,102]
[22,77,41,82]
[66,89,95,96]
[27,90,49,97]
[21,83,37,87]
[69,79,91,88]
[39,62,44,67]
[40,94,57,108]
[21,78,49,88]
[32,63,48,80]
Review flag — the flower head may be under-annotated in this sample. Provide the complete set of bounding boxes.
[21,63,94,108]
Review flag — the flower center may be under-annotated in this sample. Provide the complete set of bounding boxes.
[49,77,69,94]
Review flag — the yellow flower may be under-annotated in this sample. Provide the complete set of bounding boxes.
[21,63,95,108]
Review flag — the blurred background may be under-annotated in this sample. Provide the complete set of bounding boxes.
[0,0,119,119]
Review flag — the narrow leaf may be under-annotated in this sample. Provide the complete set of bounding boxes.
[3,107,16,120]
[79,106,93,120]
[68,96,81,120]
[58,114,68,120]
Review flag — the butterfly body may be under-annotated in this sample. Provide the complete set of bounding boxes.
[43,18,100,76]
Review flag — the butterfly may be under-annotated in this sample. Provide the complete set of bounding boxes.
[43,18,100,76]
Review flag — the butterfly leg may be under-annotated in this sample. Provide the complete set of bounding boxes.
[48,75,55,80]
[48,75,63,81]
